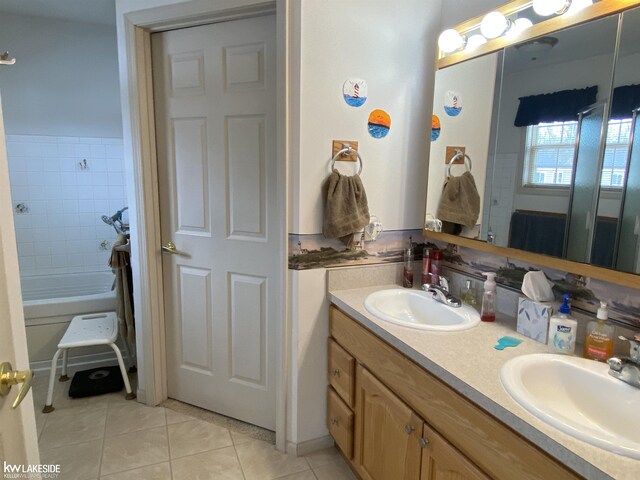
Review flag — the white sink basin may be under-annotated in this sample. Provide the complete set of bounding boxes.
[501,353,640,459]
[363,289,480,331]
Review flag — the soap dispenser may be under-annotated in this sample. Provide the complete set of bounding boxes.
[547,294,577,355]
[584,301,614,362]
[480,272,497,322]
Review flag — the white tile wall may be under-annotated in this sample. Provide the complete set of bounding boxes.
[7,135,128,277]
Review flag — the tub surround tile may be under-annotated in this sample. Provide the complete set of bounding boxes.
[100,462,171,480]
[40,438,102,480]
[7,134,126,278]
[100,426,169,476]
[171,447,244,480]
[167,419,232,459]
[235,438,311,480]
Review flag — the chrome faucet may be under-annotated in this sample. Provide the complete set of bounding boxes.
[422,278,462,308]
[608,335,640,389]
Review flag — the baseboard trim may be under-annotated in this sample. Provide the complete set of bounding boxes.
[30,351,132,375]
[136,388,147,404]
[286,435,334,456]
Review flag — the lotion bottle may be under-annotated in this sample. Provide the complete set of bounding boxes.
[584,301,614,362]
[547,294,577,355]
[480,272,496,322]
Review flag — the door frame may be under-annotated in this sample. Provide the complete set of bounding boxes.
[118,0,288,450]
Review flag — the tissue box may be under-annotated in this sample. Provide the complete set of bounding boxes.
[517,297,553,344]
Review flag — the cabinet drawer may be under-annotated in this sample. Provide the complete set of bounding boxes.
[328,387,354,459]
[328,338,355,406]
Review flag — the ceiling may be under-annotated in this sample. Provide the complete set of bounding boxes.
[0,0,116,26]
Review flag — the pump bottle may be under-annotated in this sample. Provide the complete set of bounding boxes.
[480,272,496,322]
[584,301,614,362]
[547,294,578,355]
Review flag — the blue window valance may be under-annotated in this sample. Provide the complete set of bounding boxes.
[514,86,598,127]
[611,84,640,119]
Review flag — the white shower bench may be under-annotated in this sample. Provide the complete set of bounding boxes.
[42,312,134,413]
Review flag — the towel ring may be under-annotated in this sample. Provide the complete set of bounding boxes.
[446,150,472,178]
[330,146,363,175]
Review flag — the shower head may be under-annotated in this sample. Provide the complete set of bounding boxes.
[101,209,129,235]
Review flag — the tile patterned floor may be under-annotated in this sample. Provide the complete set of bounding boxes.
[32,373,355,480]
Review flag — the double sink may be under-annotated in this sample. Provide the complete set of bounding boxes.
[363,288,640,460]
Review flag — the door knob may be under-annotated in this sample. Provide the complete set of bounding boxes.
[162,241,178,254]
[161,241,187,256]
[0,362,34,409]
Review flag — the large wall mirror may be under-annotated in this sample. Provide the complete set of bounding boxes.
[426,6,640,276]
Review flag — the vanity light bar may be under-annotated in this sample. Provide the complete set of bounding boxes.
[437,0,593,56]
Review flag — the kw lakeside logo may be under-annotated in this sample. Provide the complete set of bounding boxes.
[3,461,60,479]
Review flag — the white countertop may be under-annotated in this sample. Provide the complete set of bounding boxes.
[329,284,638,480]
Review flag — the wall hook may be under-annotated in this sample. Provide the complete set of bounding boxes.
[0,51,16,65]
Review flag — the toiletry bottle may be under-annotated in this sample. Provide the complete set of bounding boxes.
[460,279,477,309]
[480,272,496,322]
[547,294,578,355]
[430,250,442,286]
[422,248,432,285]
[584,301,614,362]
[403,243,414,288]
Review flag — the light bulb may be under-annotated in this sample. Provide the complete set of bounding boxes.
[480,11,511,39]
[532,0,570,17]
[466,34,487,52]
[506,17,533,39]
[438,29,466,54]
[566,0,592,15]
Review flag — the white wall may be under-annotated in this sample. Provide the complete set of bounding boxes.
[0,13,122,138]
[0,12,127,277]
[426,53,498,233]
[289,0,442,446]
[440,0,505,29]
[292,0,439,234]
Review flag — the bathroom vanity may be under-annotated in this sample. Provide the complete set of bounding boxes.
[326,281,636,480]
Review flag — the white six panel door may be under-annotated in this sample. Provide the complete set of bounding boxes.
[152,15,278,430]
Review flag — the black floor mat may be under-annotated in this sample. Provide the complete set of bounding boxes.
[68,365,124,398]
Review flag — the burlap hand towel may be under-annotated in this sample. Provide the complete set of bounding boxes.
[323,171,370,244]
[436,171,480,229]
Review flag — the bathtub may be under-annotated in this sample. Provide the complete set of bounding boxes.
[22,271,121,371]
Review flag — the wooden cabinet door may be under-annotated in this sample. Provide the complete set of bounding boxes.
[354,365,423,480]
[420,423,490,480]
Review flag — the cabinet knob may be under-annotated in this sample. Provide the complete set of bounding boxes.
[419,437,429,448]
[330,417,339,426]
[331,369,340,377]
[404,425,415,434]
